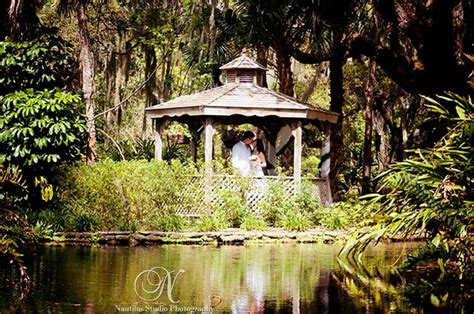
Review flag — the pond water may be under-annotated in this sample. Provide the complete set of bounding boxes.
[0,243,424,313]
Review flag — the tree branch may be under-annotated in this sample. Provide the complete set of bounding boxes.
[291,47,331,64]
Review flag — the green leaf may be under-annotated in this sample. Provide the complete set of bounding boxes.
[455,106,466,119]
[432,235,441,248]
[430,294,440,307]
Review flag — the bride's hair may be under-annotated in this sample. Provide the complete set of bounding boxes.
[255,138,265,154]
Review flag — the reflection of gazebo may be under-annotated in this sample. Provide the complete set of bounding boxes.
[145,52,338,206]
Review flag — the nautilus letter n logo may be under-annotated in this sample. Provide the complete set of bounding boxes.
[134,267,185,303]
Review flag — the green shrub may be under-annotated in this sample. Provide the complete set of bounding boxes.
[258,180,287,226]
[280,210,312,231]
[0,31,85,201]
[213,189,250,227]
[56,160,200,230]
[116,218,139,232]
[55,159,372,232]
[71,211,102,232]
[149,210,185,232]
[36,209,70,232]
[196,213,229,232]
[240,213,267,230]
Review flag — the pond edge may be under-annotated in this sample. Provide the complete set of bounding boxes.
[43,229,350,246]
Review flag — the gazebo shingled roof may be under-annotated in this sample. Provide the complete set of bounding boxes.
[145,83,338,122]
[145,51,338,204]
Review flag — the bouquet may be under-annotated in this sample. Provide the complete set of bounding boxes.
[249,155,259,161]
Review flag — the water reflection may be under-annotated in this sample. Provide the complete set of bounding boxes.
[0,243,421,313]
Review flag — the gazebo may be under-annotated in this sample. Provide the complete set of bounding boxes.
[145,52,338,209]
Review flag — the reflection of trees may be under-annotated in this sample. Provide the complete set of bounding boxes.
[4,243,449,312]
[333,255,409,312]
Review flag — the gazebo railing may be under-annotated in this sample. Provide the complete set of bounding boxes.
[175,175,331,217]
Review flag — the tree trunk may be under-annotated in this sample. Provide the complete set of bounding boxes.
[142,44,159,135]
[328,40,345,199]
[104,52,116,148]
[77,3,97,164]
[162,56,173,101]
[373,98,394,171]
[5,0,39,40]
[256,45,268,88]
[110,32,131,130]
[362,60,376,195]
[301,70,319,102]
[209,0,217,61]
[276,47,294,96]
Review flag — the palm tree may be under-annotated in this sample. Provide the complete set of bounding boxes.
[291,0,367,198]
[237,0,314,96]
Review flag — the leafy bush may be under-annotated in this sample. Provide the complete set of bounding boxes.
[56,160,199,230]
[259,180,287,226]
[0,30,85,200]
[257,179,322,231]
[312,200,378,230]
[240,213,266,230]
[196,213,229,232]
[71,211,102,232]
[0,31,76,93]
[0,89,86,177]
[55,160,372,232]
[213,189,250,228]
[149,205,186,232]
[280,210,312,231]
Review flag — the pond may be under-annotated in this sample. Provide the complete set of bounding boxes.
[0,242,425,313]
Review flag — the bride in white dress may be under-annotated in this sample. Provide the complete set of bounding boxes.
[250,139,267,177]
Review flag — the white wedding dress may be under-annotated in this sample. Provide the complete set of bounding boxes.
[253,163,265,177]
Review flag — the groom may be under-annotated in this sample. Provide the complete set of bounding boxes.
[231,131,255,176]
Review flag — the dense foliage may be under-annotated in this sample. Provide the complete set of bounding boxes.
[0,89,85,176]
[0,31,76,92]
[0,165,32,299]
[0,31,85,196]
[342,93,473,308]
[23,160,371,233]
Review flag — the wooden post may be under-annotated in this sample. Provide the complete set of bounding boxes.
[153,119,166,160]
[204,118,215,172]
[291,121,302,191]
[203,118,215,209]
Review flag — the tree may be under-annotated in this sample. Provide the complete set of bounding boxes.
[237,0,314,96]
[351,0,473,96]
[361,60,376,194]
[58,0,98,163]
[290,0,365,197]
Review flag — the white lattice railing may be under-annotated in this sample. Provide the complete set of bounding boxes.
[175,175,331,217]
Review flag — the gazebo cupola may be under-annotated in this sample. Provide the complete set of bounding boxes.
[219,51,267,86]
